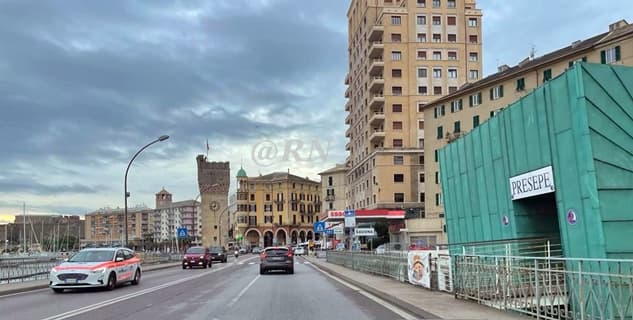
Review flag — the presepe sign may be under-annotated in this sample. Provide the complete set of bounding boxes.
[509,166,555,200]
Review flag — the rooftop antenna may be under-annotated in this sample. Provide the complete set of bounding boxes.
[530,45,536,60]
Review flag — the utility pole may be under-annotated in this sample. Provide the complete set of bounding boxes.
[23,202,26,253]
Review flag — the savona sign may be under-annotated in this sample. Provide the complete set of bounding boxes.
[509,166,555,200]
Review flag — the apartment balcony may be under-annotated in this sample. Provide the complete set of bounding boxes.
[345,126,352,138]
[369,41,384,59]
[368,24,384,42]
[369,129,386,142]
[345,142,351,151]
[345,100,352,111]
[369,112,385,126]
[345,86,351,98]
[237,222,248,228]
[345,112,352,125]
[369,76,384,92]
[369,58,384,76]
[345,72,350,85]
[325,195,335,202]
[369,93,385,110]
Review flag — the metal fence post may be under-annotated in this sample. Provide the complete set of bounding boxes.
[534,259,541,320]
[579,260,584,320]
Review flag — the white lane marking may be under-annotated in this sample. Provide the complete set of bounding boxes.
[227,275,260,307]
[308,263,419,320]
[41,256,259,320]
[248,262,255,265]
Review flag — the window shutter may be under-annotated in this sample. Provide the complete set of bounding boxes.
[489,88,493,100]
[568,61,574,68]
[615,46,621,61]
[469,95,473,107]
[499,85,504,97]
[582,57,587,62]
[601,50,606,64]
[434,107,438,118]
[478,92,482,104]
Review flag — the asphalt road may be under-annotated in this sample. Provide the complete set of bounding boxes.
[0,255,416,320]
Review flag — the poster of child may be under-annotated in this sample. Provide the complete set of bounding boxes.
[408,251,431,288]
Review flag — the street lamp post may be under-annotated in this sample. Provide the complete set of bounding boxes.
[124,135,169,247]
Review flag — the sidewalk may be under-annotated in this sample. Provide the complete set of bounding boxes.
[305,255,528,320]
[0,262,181,297]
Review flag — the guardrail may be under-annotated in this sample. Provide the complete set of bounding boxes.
[0,253,183,284]
[326,251,408,282]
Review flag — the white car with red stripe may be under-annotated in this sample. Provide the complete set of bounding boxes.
[49,247,142,293]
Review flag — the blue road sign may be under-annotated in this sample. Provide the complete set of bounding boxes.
[323,229,335,235]
[177,227,188,239]
[344,209,356,228]
[313,221,326,233]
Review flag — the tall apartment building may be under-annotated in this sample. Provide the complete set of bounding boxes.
[319,164,349,216]
[423,20,633,224]
[154,189,201,243]
[344,0,482,244]
[234,167,321,248]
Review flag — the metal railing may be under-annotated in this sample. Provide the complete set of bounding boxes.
[0,253,183,284]
[453,254,633,320]
[326,251,408,282]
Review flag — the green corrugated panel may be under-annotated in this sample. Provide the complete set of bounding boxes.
[440,63,633,259]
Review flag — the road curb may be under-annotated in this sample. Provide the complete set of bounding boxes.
[0,262,181,297]
[307,257,441,320]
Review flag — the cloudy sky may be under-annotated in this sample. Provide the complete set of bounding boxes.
[0,0,630,222]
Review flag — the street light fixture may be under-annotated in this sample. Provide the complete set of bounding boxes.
[124,135,170,247]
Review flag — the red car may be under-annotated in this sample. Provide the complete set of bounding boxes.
[182,246,212,269]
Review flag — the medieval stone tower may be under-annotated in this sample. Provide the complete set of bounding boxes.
[196,155,230,247]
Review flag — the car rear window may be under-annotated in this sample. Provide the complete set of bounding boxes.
[186,247,205,254]
[209,247,223,253]
[266,248,288,256]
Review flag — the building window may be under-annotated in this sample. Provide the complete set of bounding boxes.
[417,0,426,7]
[448,86,457,93]
[418,138,424,148]
[417,68,427,78]
[391,33,402,42]
[516,78,526,91]
[391,16,401,25]
[468,18,478,27]
[433,68,442,78]
[391,51,402,61]
[418,86,428,95]
[393,155,404,165]
[417,33,427,42]
[447,0,456,8]
[469,52,478,61]
[450,99,463,112]
[469,70,479,80]
[394,193,405,203]
[473,115,480,128]
[419,173,425,183]
[434,149,438,162]
[328,176,333,186]
[433,51,441,60]
[454,121,461,133]
[393,139,403,147]
[432,0,440,8]
[448,69,457,78]
[435,193,440,206]
[543,69,552,82]
[437,126,443,139]
[418,102,425,112]
[601,46,621,64]
[419,121,424,130]
[432,34,441,42]
[432,16,441,25]
[490,85,504,100]
[394,174,404,183]
[469,92,482,107]
[417,50,427,60]
[420,193,425,202]
[392,86,403,95]
[250,194,255,201]
[417,15,426,25]
[392,69,402,77]
[393,121,403,130]
[434,86,442,95]
[469,35,478,43]
[392,104,403,112]
[447,34,456,42]
[448,51,457,60]
[435,171,439,184]
[440,105,445,116]
[447,16,456,25]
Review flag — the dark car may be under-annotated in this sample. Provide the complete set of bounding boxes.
[260,247,294,275]
[251,247,262,254]
[209,246,227,263]
[182,246,212,269]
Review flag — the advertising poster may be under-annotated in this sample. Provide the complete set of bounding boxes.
[408,251,431,288]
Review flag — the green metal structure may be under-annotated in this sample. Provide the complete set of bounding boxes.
[439,63,633,259]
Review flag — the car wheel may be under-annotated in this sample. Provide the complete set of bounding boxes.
[223,258,227,263]
[52,288,64,294]
[131,269,141,285]
[182,265,187,269]
[203,263,208,269]
[259,267,266,275]
[106,273,116,291]
[288,268,294,275]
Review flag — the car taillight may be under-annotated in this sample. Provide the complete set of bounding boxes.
[287,251,293,258]
[260,252,266,259]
